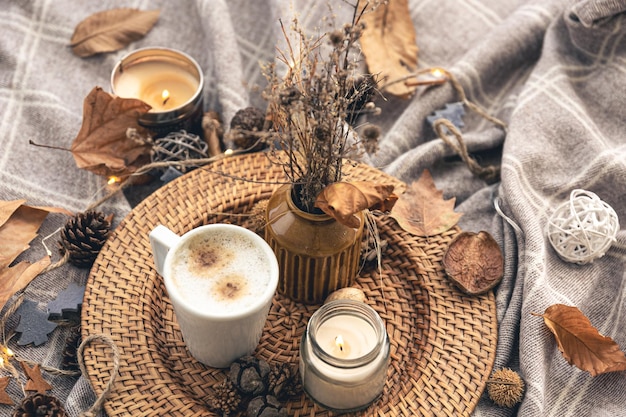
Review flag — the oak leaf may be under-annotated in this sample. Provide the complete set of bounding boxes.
[443,231,503,295]
[534,304,626,376]
[315,182,397,228]
[390,170,462,237]
[358,0,419,98]
[70,8,160,57]
[71,86,153,178]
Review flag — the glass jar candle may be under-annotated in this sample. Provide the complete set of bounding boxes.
[300,300,389,412]
[111,47,204,137]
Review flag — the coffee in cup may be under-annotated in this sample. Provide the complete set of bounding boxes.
[149,223,279,368]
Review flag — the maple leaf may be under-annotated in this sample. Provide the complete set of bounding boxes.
[390,170,462,237]
[315,182,397,228]
[533,304,626,376]
[358,0,419,98]
[71,86,153,178]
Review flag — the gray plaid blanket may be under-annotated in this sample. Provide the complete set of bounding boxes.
[1,0,625,415]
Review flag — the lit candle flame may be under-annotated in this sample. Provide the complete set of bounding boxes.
[107,176,120,185]
[162,89,170,105]
[335,335,344,352]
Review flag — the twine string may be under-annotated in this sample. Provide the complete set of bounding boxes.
[432,118,500,182]
[77,334,120,417]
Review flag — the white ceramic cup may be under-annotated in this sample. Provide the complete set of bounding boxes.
[149,223,279,368]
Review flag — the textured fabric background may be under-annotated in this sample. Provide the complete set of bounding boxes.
[1,0,625,416]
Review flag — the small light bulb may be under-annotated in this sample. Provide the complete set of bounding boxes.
[107,176,120,185]
[431,68,444,78]
[5,348,13,357]
[224,149,234,156]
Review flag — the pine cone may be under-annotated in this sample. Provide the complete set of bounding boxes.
[208,379,242,416]
[59,211,112,268]
[229,355,271,397]
[246,395,287,417]
[267,362,301,399]
[61,326,81,372]
[12,393,67,417]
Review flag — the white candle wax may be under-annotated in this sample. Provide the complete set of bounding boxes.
[300,300,389,412]
[113,60,199,112]
[315,315,376,361]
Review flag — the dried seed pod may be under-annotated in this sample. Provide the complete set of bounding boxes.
[229,356,271,397]
[443,231,504,295]
[487,368,525,408]
[246,395,287,417]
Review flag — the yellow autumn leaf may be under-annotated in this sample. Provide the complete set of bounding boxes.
[358,0,419,98]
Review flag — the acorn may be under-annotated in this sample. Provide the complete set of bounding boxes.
[487,368,525,408]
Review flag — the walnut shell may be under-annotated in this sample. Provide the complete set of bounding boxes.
[443,231,504,295]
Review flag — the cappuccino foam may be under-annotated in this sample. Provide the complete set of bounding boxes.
[168,231,271,315]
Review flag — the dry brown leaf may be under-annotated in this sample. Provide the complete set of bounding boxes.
[443,231,504,295]
[533,304,626,376]
[0,257,51,313]
[358,0,419,98]
[390,169,462,237]
[315,182,397,228]
[0,201,67,270]
[71,86,153,178]
[70,8,160,57]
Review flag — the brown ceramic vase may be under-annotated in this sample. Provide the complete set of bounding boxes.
[264,184,364,304]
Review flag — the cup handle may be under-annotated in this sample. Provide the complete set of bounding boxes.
[149,225,181,276]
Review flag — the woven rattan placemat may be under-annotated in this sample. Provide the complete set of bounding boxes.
[82,152,497,416]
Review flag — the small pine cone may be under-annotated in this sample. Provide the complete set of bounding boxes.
[61,326,81,372]
[229,355,271,397]
[228,107,267,151]
[487,368,525,408]
[12,393,67,417]
[267,362,301,399]
[246,395,287,417]
[59,211,112,268]
[208,379,242,416]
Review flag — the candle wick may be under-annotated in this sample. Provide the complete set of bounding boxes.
[339,345,343,352]
[162,96,170,105]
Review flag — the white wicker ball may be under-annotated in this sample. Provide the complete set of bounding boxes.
[546,190,619,265]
